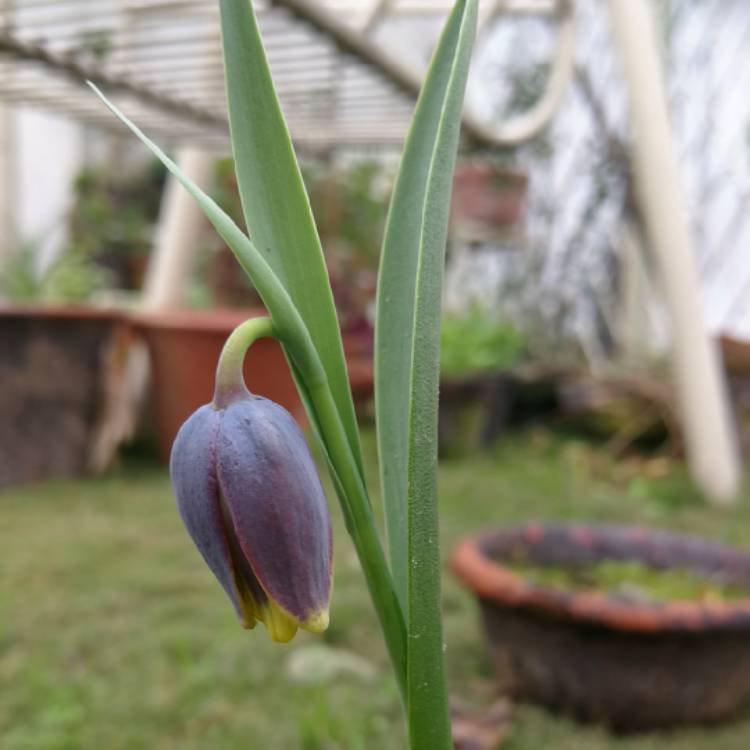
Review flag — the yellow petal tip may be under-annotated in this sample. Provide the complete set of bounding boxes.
[260,600,299,643]
[303,608,329,634]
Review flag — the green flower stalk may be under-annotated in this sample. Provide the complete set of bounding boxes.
[170,318,333,643]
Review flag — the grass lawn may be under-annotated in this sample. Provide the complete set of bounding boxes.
[2,429,750,749]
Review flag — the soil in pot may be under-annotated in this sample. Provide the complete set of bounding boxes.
[452,523,750,732]
[0,305,133,486]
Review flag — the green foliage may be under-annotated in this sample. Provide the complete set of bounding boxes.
[0,241,108,303]
[94,0,477,745]
[67,162,164,275]
[0,159,166,304]
[43,252,110,302]
[505,558,749,603]
[215,155,391,266]
[372,1,478,743]
[440,307,525,377]
[210,157,388,316]
[0,242,41,300]
[3,432,750,749]
[304,160,390,264]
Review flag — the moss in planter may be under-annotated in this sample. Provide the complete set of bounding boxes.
[504,557,749,604]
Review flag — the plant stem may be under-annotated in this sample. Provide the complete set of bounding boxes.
[307,378,408,704]
[212,317,276,409]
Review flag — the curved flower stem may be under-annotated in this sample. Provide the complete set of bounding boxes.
[213,317,276,409]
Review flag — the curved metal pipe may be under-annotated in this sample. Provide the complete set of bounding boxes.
[468,0,576,146]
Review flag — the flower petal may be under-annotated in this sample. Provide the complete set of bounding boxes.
[170,405,244,617]
[216,397,333,630]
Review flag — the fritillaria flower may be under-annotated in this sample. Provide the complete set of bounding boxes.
[170,392,332,643]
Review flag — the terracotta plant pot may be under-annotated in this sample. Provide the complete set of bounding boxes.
[0,304,133,486]
[134,308,304,463]
[452,523,750,732]
[451,162,528,241]
[720,335,750,376]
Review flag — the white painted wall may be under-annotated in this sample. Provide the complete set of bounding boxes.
[14,107,86,269]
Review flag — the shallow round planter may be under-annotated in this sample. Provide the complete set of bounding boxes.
[452,523,750,732]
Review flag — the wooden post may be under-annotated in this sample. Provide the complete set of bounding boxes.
[0,0,16,266]
[608,0,741,503]
[141,146,214,309]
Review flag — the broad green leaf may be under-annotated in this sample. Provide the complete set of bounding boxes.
[218,0,363,476]
[90,82,407,702]
[374,1,478,747]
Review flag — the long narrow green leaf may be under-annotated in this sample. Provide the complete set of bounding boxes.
[218,0,363,476]
[375,0,472,595]
[89,86,321,389]
[374,1,478,747]
[375,0,475,614]
[90,83,408,702]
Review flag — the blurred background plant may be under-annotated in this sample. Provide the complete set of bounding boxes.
[66,160,166,291]
[438,306,526,460]
[304,159,390,267]
[441,306,525,379]
[211,156,390,339]
[0,158,167,305]
[0,239,109,303]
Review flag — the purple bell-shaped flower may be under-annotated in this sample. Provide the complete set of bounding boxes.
[170,321,332,643]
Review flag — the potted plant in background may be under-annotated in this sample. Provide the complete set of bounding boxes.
[451,160,528,242]
[0,242,134,486]
[439,305,525,456]
[67,160,166,291]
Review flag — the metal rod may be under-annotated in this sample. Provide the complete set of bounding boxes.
[117,50,336,80]
[94,36,328,65]
[0,32,227,129]
[270,0,490,146]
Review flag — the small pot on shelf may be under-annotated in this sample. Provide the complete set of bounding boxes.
[451,162,528,242]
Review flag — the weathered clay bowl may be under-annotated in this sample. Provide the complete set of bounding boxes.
[452,523,750,732]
